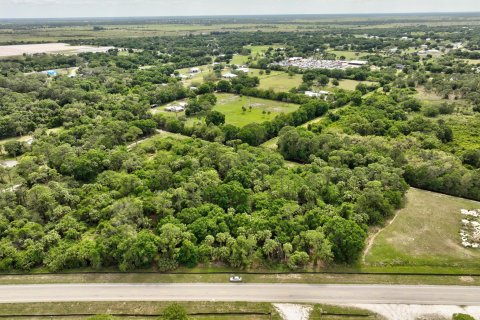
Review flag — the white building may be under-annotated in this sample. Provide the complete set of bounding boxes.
[348,60,368,66]
[305,91,330,98]
[236,67,250,73]
[189,67,201,74]
[165,105,185,112]
[222,73,238,79]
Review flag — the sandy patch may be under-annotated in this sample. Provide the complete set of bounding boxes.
[350,304,480,320]
[1,160,19,168]
[0,43,114,57]
[460,276,475,283]
[274,304,312,320]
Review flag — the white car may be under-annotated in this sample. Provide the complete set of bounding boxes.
[229,275,243,282]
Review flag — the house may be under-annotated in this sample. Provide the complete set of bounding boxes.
[305,91,321,98]
[222,73,238,79]
[236,67,250,73]
[348,60,368,66]
[190,86,198,91]
[305,90,330,98]
[189,67,201,74]
[165,105,185,112]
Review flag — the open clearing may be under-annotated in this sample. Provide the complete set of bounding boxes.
[0,43,113,57]
[246,45,285,56]
[257,72,303,92]
[150,94,299,127]
[365,188,480,269]
[327,50,368,60]
[213,93,299,127]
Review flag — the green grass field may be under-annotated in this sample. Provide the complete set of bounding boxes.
[151,94,299,127]
[213,93,299,127]
[177,64,214,86]
[327,50,366,60]
[246,45,284,56]
[257,72,303,92]
[365,188,480,270]
[231,54,250,65]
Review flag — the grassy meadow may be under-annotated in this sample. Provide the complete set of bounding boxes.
[255,71,303,92]
[327,50,366,60]
[151,93,299,128]
[365,188,480,270]
[213,93,299,127]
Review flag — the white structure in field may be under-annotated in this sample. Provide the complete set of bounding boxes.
[236,67,250,73]
[348,60,368,66]
[165,105,185,112]
[189,67,201,74]
[165,102,187,113]
[305,90,331,99]
[222,73,238,79]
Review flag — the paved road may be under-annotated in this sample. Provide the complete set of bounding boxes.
[1,283,480,305]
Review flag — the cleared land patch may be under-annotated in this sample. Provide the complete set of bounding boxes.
[0,43,113,57]
[150,94,299,127]
[213,93,299,127]
[365,188,480,269]
[256,72,303,92]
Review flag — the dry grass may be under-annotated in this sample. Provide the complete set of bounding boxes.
[365,188,480,269]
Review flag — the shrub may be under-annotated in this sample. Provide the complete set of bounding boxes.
[287,251,309,269]
[162,303,189,320]
[452,314,475,320]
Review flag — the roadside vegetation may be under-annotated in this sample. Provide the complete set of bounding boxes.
[0,301,379,319]
[1,14,480,278]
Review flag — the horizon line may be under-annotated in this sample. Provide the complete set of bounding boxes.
[2,11,480,20]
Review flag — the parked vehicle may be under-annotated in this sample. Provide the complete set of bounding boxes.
[229,275,243,282]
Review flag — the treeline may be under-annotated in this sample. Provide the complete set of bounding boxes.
[154,90,330,147]
[277,123,480,202]
[0,136,408,272]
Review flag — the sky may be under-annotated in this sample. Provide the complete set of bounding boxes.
[1,0,480,19]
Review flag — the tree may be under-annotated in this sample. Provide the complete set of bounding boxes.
[205,111,226,126]
[287,251,309,269]
[323,217,366,264]
[3,141,25,158]
[216,80,232,92]
[162,303,189,320]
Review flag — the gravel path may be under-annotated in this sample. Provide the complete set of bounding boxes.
[274,304,312,320]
